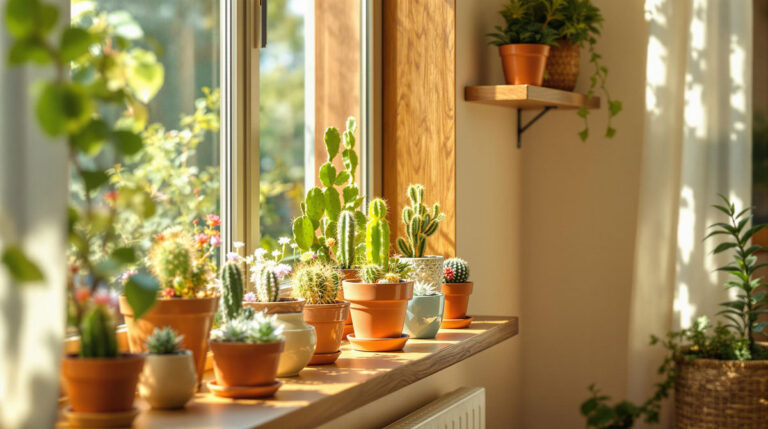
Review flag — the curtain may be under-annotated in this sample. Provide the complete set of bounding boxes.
[628,0,752,426]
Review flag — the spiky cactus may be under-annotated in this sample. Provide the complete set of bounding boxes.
[292,263,340,304]
[211,312,284,343]
[146,327,184,354]
[396,184,445,258]
[444,258,469,283]
[256,266,280,302]
[337,210,356,269]
[366,199,390,270]
[80,305,118,358]
[149,227,209,297]
[220,261,244,321]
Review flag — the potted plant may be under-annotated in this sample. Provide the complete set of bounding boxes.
[486,0,560,85]
[337,210,360,337]
[138,327,196,409]
[404,283,446,339]
[208,312,285,399]
[343,199,413,352]
[581,197,768,428]
[119,220,220,386]
[292,262,350,364]
[441,258,473,328]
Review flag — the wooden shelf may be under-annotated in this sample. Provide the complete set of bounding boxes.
[59,316,518,429]
[465,85,600,110]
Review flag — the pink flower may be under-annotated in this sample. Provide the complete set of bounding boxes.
[244,292,257,302]
[162,288,176,298]
[226,252,240,262]
[103,190,119,204]
[74,286,90,304]
[206,214,221,227]
[195,233,209,246]
[93,289,111,306]
[443,267,455,282]
[210,235,221,247]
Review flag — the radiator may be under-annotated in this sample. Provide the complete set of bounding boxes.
[384,387,486,429]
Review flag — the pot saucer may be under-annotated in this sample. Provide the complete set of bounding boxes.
[63,406,139,428]
[207,380,282,399]
[309,350,342,365]
[342,324,355,339]
[348,333,409,352]
[441,316,473,329]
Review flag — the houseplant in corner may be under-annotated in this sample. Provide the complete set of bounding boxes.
[343,199,414,352]
[138,327,197,409]
[293,262,350,364]
[486,0,560,85]
[208,312,285,399]
[397,184,446,339]
[441,258,474,329]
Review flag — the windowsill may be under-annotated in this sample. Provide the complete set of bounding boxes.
[58,316,518,428]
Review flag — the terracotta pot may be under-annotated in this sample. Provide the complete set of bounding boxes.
[139,351,197,409]
[119,296,217,385]
[543,39,580,91]
[209,340,284,387]
[441,282,474,319]
[244,298,315,376]
[303,300,350,359]
[499,44,550,86]
[404,294,445,339]
[61,354,144,413]
[342,280,414,339]
[338,269,359,329]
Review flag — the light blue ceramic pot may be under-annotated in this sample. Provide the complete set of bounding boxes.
[404,293,445,339]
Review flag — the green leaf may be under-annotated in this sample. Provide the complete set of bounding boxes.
[5,0,37,38]
[342,129,355,149]
[712,242,738,255]
[335,170,351,186]
[305,187,325,221]
[126,49,164,103]
[111,247,137,265]
[609,100,623,116]
[72,119,108,155]
[37,3,58,34]
[124,274,158,320]
[319,162,336,188]
[8,38,51,65]
[346,116,357,133]
[324,187,341,222]
[80,170,109,193]
[36,82,93,136]
[605,127,616,138]
[342,149,358,176]
[107,11,144,40]
[324,127,340,160]
[753,321,768,333]
[741,224,766,244]
[112,130,143,155]
[1,246,44,283]
[292,216,315,250]
[578,129,589,141]
[343,184,359,204]
[577,107,588,118]
[60,28,94,63]
[116,188,156,219]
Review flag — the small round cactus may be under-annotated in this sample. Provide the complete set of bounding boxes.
[146,326,184,354]
[292,263,339,304]
[149,227,209,297]
[444,258,469,283]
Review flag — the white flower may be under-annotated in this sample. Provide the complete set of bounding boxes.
[226,252,240,262]
[289,243,298,249]
[245,255,254,265]
[278,237,291,245]
[244,292,257,302]
[271,250,281,258]
[253,248,268,259]
[273,263,292,278]
[233,241,245,249]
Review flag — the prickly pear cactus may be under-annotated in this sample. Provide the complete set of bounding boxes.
[79,305,118,358]
[444,258,469,283]
[396,184,445,258]
[220,261,244,321]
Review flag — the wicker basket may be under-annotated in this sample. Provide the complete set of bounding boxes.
[675,359,768,428]
[542,40,580,91]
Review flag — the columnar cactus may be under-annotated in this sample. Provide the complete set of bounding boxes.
[220,261,244,321]
[256,266,280,302]
[337,210,356,269]
[292,263,340,304]
[366,199,390,269]
[444,258,470,283]
[79,305,118,358]
[396,184,445,258]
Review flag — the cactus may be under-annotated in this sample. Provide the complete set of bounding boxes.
[220,261,244,321]
[79,305,118,358]
[444,258,469,283]
[146,326,184,354]
[255,266,280,302]
[211,312,284,343]
[360,264,385,284]
[292,263,340,304]
[337,210,356,269]
[366,199,390,270]
[396,184,445,258]
[149,227,209,298]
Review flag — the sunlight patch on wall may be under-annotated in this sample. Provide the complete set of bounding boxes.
[673,283,697,329]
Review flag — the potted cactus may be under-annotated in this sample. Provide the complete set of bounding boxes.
[404,283,446,339]
[138,327,196,409]
[441,258,473,327]
[343,199,414,352]
[119,221,220,386]
[292,262,350,364]
[208,312,285,399]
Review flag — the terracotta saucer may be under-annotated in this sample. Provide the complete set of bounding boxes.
[309,350,342,365]
[348,333,409,352]
[342,324,355,339]
[440,316,473,329]
[207,380,282,399]
[63,406,139,428]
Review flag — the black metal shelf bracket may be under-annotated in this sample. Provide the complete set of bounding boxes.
[517,106,556,148]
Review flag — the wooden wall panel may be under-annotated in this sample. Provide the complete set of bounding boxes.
[382,0,457,257]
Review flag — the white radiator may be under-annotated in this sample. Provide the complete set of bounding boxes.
[385,387,486,429]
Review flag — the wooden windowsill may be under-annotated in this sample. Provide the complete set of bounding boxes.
[61,316,518,428]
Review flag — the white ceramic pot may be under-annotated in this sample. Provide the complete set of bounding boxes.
[138,351,196,409]
[400,256,445,292]
[274,312,316,377]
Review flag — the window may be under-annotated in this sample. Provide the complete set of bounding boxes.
[753,0,768,240]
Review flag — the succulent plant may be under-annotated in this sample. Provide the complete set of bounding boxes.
[255,265,280,302]
[444,258,470,283]
[145,326,184,354]
[148,227,210,298]
[220,261,244,321]
[210,312,284,344]
[396,184,445,258]
[79,305,118,358]
[337,210,356,269]
[292,263,340,304]
[413,281,441,297]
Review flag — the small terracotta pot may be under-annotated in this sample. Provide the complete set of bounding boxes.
[61,354,144,413]
[442,282,474,319]
[303,300,350,360]
[499,44,550,86]
[119,296,217,386]
[139,351,197,409]
[338,269,359,329]
[209,340,285,387]
[543,39,580,91]
[342,280,414,339]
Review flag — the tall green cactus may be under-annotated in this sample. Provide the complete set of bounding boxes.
[396,184,445,258]
[337,210,356,269]
[256,266,280,302]
[220,261,244,321]
[80,305,118,358]
[366,199,390,270]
